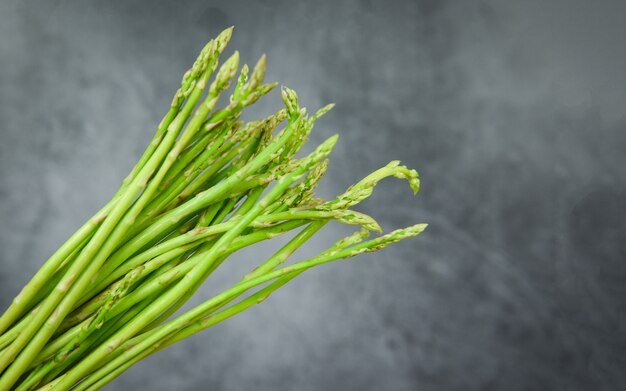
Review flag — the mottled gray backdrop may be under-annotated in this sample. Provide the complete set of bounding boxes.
[1,1,626,390]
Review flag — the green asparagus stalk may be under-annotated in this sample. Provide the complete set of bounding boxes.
[0,26,426,390]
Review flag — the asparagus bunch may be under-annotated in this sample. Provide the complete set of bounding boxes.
[0,27,426,390]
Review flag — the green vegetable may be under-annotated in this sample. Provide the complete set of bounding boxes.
[0,27,426,390]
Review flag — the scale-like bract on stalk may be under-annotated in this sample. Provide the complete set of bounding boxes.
[0,27,427,391]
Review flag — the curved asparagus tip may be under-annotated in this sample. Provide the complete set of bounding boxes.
[324,160,420,210]
[386,160,420,194]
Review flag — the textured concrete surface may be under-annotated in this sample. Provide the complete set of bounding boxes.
[1,1,626,390]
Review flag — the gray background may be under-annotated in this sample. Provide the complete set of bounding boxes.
[1,0,626,390]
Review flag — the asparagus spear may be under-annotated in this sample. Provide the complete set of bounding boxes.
[0,26,426,390]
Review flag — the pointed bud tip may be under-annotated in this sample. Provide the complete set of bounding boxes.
[312,103,335,121]
[409,223,428,234]
[326,133,339,147]
[219,26,234,39]
[370,221,383,233]
[307,134,339,167]
[215,26,234,51]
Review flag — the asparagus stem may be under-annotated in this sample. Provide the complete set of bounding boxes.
[93,107,302,279]
[48,135,337,389]
[66,222,324,390]
[0,27,426,390]
[0,205,105,336]
[78,274,297,391]
[0,29,233,388]
[0,28,223,338]
[65,223,427,390]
